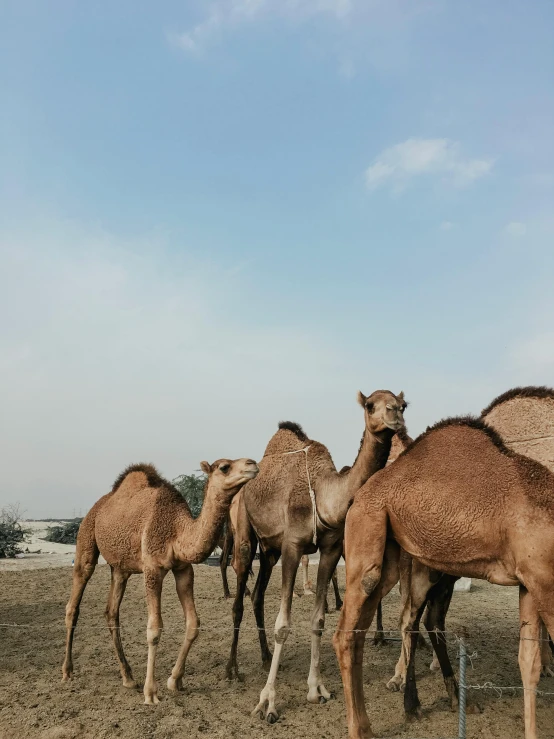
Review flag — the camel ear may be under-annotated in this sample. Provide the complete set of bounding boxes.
[357,391,367,407]
[199,461,212,475]
[398,391,405,402]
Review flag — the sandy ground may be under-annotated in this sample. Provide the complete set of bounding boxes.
[0,564,553,739]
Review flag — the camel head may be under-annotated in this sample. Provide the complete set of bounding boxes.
[199,458,259,495]
[357,389,407,435]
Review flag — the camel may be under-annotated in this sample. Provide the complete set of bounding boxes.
[225,390,407,723]
[386,386,554,700]
[222,514,340,606]
[62,458,259,704]
[334,415,554,739]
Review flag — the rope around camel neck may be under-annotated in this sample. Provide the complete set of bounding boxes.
[283,445,318,545]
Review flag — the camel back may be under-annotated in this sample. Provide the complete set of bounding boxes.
[481,387,554,473]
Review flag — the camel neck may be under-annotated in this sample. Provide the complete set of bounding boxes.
[174,485,234,564]
[317,429,393,529]
[346,429,393,492]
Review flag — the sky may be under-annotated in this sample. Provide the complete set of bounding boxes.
[1,1,553,517]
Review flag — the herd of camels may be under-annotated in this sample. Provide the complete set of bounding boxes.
[62,385,554,739]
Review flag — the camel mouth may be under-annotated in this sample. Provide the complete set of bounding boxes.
[385,421,405,432]
[243,467,259,479]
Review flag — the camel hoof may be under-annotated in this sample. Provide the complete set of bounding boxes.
[373,635,389,648]
[167,677,183,692]
[386,676,403,692]
[225,665,244,682]
[123,678,137,689]
[429,658,440,672]
[144,695,159,705]
[61,673,73,682]
[405,706,423,723]
[467,703,482,715]
[541,666,554,678]
[266,712,278,724]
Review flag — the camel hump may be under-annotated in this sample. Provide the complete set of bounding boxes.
[481,386,554,474]
[111,463,171,493]
[481,385,554,417]
[262,421,311,456]
[278,421,309,442]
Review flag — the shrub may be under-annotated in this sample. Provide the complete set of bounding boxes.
[172,472,207,519]
[0,506,29,558]
[44,518,83,544]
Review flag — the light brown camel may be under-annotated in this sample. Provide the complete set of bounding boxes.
[334,416,554,739]
[387,386,554,700]
[225,390,407,723]
[62,458,258,704]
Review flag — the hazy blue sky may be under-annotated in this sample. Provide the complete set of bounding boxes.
[1,1,553,517]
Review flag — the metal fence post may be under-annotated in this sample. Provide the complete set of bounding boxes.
[458,637,467,739]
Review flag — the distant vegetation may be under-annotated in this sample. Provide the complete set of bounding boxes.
[0,506,29,558]
[172,472,207,519]
[44,518,83,544]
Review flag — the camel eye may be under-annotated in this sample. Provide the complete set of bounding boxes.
[386,404,393,410]
[402,404,407,412]
[220,464,230,473]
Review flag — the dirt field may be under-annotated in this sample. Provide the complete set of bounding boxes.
[0,564,552,739]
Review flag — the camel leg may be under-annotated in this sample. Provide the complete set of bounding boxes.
[423,576,460,711]
[62,535,99,681]
[331,567,343,611]
[306,543,343,704]
[372,601,387,646]
[105,566,135,688]
[302,554,314,595]
[518,586,542,739]
[540,619,554,678]
[386,560,435,694]
[167,565,200,691]
[143,567,167,705]
[225,531,255,680]
[252,544,302,723]
[252,548,277,669]
[220,526,233,599]
[333,534,399,739]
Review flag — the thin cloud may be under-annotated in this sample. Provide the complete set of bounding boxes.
[168,0,430,54]
[365,138,493,192]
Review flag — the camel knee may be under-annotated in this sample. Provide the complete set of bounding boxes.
[361,565,382,596]
[311,614,325,638]
[147,620,163,645]
[232,600,244,622]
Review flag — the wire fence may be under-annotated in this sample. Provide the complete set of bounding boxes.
[1,622,553,739]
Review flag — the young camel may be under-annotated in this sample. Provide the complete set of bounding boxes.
[226,390,407,723]
[334,416,554,739]
[62,458,258,704]
[387,386,554,701]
